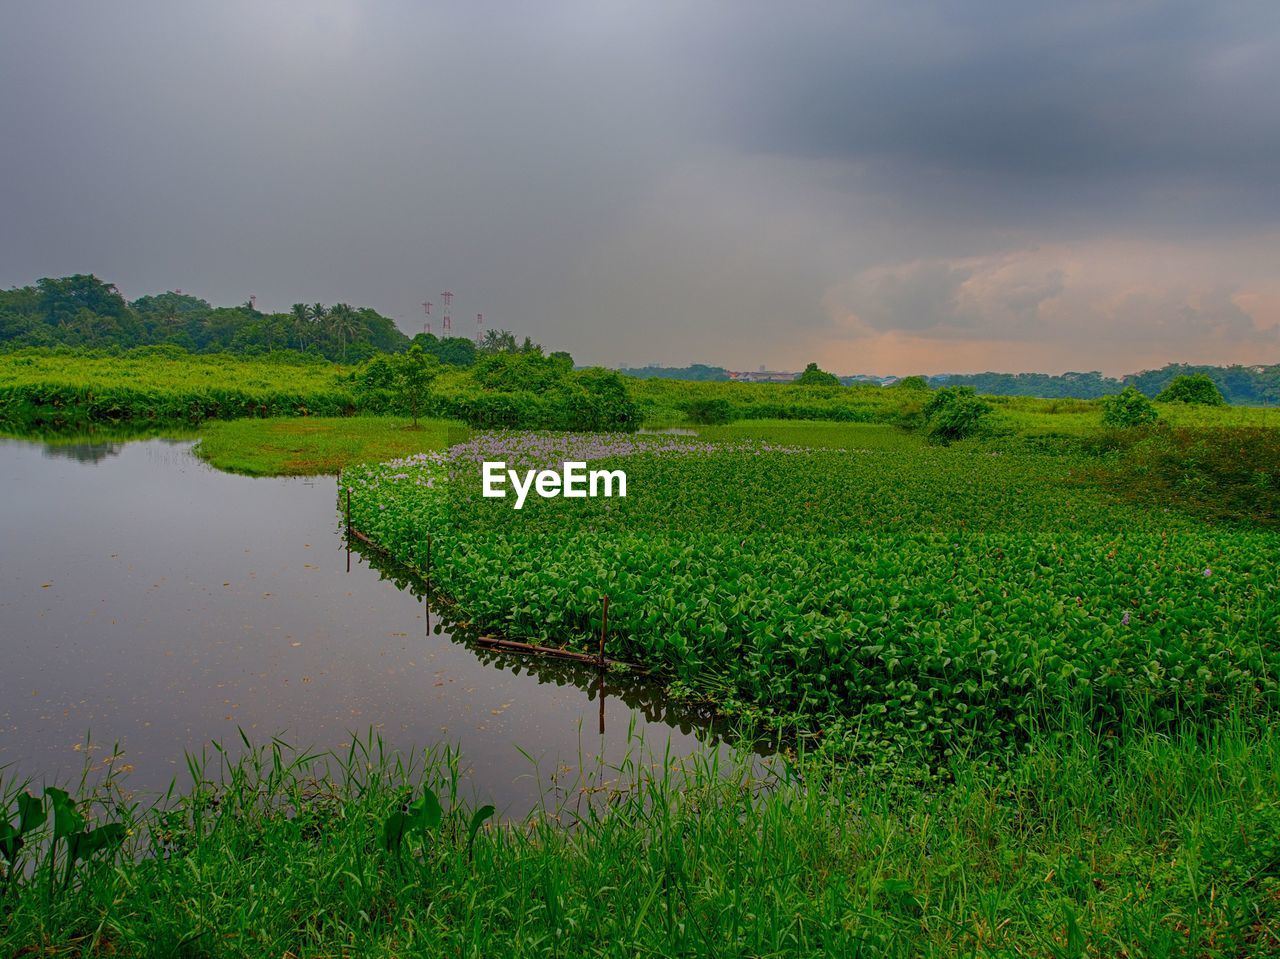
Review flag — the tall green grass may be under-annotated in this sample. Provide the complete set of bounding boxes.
[0,350,355,432]
[3,718,1277,956]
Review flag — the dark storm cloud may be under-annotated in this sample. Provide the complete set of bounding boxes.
[698,1,1280,226]
[0,1,1277,374]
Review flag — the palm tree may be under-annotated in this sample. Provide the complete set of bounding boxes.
[327,303,362,362]
[480,328,518,354]
[290,303,311,350]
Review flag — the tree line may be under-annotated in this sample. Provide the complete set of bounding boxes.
[932,365,1280,405]
[0,274,549,368]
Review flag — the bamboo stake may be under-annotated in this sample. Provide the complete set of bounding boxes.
[473,634,642,670]
[599,595,609,667]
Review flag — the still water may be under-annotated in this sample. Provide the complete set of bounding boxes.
[0,437,728,811]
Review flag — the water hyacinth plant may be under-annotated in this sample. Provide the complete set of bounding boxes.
[344,430,1280,760]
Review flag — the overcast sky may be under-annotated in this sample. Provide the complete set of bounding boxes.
[2,1,1278,375]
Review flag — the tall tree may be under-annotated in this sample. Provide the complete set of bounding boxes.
[327,303,363,362]
[290,303,311,350]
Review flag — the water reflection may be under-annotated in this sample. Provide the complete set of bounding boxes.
[0,436,747,813]
[40,442,129,464]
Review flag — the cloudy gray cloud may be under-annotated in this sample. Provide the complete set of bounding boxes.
[0,1,1277,374]
[701,1,1280,228]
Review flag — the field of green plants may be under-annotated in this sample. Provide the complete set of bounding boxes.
[344,428,1280,758]
[0,349,355,431]
[6,349,1275,441]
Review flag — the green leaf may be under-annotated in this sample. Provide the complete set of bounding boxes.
[0,822,21,864]
[407,789,442,832]
[44,787,84,842]
[76,822,127,857]
[466,805,495,860]
[381,809,408,853]
[17,792,46,835]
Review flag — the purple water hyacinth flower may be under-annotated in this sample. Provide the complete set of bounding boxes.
[1203,567,1212,577]
[1121,611,1130,626]
[366,430,823,498]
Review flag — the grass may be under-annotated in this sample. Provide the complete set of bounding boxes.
[194,416,465,476]
[0,349,355,432]
[3,717,1278,957]
[989,397,1280,437]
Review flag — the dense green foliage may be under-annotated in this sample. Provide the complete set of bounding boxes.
[695,420,925,451]
[1100,386,1159,428]
[921,386,993,441]
[618,363,731,381]
[0,349,632,434]
[1084,426,1280,528]
[893,375,930,391]
[1157,372,1227,406]
[8,349,1275,443]
[938,362,1280,404]
[4,720,1278,956]
[353,346,444,426]
[0,349,356,431]
[0,275,413,361]
[412,362,640,431]
[683,398,734,425]
[628,377,918,426]
[346,431,1280,758]
[793,361,841,387]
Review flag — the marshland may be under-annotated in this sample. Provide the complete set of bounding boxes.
[3,341,1279,955]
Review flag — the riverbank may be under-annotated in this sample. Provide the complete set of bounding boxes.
[194,416,464,475]
[4,716,1277,957]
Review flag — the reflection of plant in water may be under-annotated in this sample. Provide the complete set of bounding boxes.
[345,534,742,745]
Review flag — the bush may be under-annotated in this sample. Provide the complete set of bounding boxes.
[683,398,733,425]
[557,368,639,431]
[793,362,840,387]
[471,352,565,393]
[893,375,930,391]
[423,365,638,432]
[921,386,992,441]
[1087,427,1280,526]
[1101,386,1158,428]
[1156,373,1226,406]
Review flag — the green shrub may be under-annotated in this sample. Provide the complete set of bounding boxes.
[558,368,638,431]
[921,386,992,441]
[893,375,930,391]
[1156,373,1227,406]
[1101,386,1158,428]
[471,352,566,393]
[1087,426,1280,526]
[683,398,733,425]
[793,362,840,387]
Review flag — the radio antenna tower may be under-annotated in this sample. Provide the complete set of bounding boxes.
[475,313,484,345]
[440,291,453,333]
[421,301,432,336]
